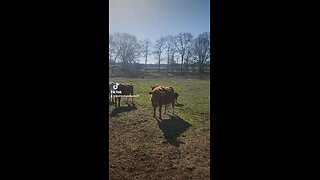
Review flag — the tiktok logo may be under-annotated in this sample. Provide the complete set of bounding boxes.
[113,83,119,90]
[111,82,122,94]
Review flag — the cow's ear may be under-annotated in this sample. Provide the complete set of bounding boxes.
[148,91,153,95]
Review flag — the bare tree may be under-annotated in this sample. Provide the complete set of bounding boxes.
[140,39,152,72]
[164,35,176,72]
[111,32,140,72]
[193,32,210,73]
[174,33,193,73]
[153,37,166,72]
[109,31,209,74]
[109,33,119,72]
[168,53,179,73]
[109,33,114,62]
[184,49,193,72]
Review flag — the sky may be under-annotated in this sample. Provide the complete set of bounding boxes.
[109,0,210,63]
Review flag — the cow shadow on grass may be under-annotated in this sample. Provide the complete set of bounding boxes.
[110,104,137,117]
[156,115,191,147]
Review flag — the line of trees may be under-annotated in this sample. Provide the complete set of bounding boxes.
[109,32,210,73]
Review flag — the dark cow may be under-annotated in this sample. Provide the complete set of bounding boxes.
[114,83,134,108]
[148,85,175,119]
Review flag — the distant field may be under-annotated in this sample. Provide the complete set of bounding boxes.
[109,75,210,179]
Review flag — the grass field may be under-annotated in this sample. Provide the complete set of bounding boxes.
[109,74,210,179]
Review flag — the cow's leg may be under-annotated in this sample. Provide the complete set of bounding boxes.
[172,102,175,115]
[131,91,134,104]
[164,105,167,114]
[153,106,156,117]
[118,97,121,108]
[159,106,162,119]
[116,97,119,108]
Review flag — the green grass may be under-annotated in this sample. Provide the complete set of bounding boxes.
[109,75,210,179]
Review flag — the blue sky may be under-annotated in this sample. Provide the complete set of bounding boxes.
[109,0,210,63]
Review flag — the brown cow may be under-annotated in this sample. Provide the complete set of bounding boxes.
[153,84,179,104]
[148,85,175,119]
[114,83,134,108]
[151,84,159,90]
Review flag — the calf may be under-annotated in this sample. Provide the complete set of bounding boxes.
[114,83,134,108]
[148,85,175,119]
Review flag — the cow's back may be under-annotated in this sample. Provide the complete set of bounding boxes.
[118,83,133,95]
[151,86,175,106]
